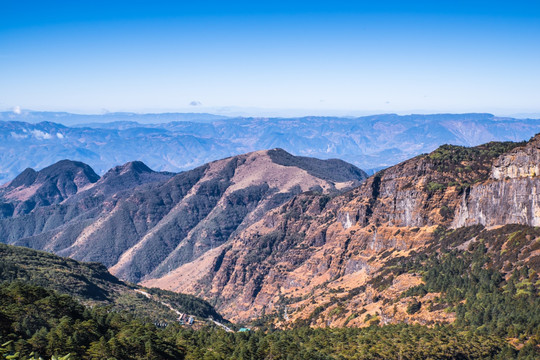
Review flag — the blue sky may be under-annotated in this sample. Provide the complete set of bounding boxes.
[1,1,540,116]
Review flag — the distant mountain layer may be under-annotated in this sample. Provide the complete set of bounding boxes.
[1,111,539,183]
[0,149,367,284]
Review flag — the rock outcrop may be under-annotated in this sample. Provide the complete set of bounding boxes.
[453,136,540,227]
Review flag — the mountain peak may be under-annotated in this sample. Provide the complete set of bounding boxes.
[101,161,159,181]
[265,148,368,182]
[7,168,37,188]
[104,160,154,177]
[0,160,100,216]
[87,160,172,197]
[120,161,153,174]
[38,159,100,184]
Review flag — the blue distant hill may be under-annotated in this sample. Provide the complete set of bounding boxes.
[0,111,539,184]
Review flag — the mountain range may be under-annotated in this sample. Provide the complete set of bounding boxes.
[1,123,540,356]
[1,133,540,333]
[0,149,367,287]
[142,136,540,325]
[1,111,539,184]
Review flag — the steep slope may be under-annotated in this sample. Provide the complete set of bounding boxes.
[0,150,367,285]
[90,149,366,282]
[144,136,540,328]
[453,135,540,227]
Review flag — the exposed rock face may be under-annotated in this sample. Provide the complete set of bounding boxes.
[0,149,367,284]
[144,135,540,324]
[492,135,540,180]
[452,178,540,228]
[452,136,540,227]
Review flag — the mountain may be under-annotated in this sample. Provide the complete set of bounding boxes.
[1,133,540,357]
[0,160,99,217]
[0,242,224,323]
[1,112,539,184]
[0,149,367,285]
[0,158,171,219]
[143,135,540,337]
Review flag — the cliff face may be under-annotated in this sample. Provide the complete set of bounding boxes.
[144,136,540,325]
[452,178,540,228]
[453,136,540,227]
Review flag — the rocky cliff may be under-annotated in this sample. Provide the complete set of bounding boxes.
[453,135,540,227]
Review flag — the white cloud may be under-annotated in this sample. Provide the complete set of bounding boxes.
[56,133,64,139]
[10,132,28,139]
[13,106,21,114]
[31,130,53,140]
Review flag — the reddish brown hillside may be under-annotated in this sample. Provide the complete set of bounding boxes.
[144,136,540,327]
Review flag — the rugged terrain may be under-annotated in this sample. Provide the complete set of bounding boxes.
[0,149,367,284]
[144,136,540,332]
[2,131,540,346]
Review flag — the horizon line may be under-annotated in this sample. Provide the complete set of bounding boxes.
[2,108,540,120]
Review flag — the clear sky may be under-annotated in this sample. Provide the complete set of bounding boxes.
[1,1,540,116]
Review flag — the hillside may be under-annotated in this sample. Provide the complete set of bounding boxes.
[143,134,540,349]
[0,243,224,323]
[0,150,367,284]
[2,282,517,359]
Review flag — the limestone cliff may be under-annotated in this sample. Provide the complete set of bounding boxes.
[453,135,540,227]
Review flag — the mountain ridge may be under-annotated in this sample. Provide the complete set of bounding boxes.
[0,149,367,285]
